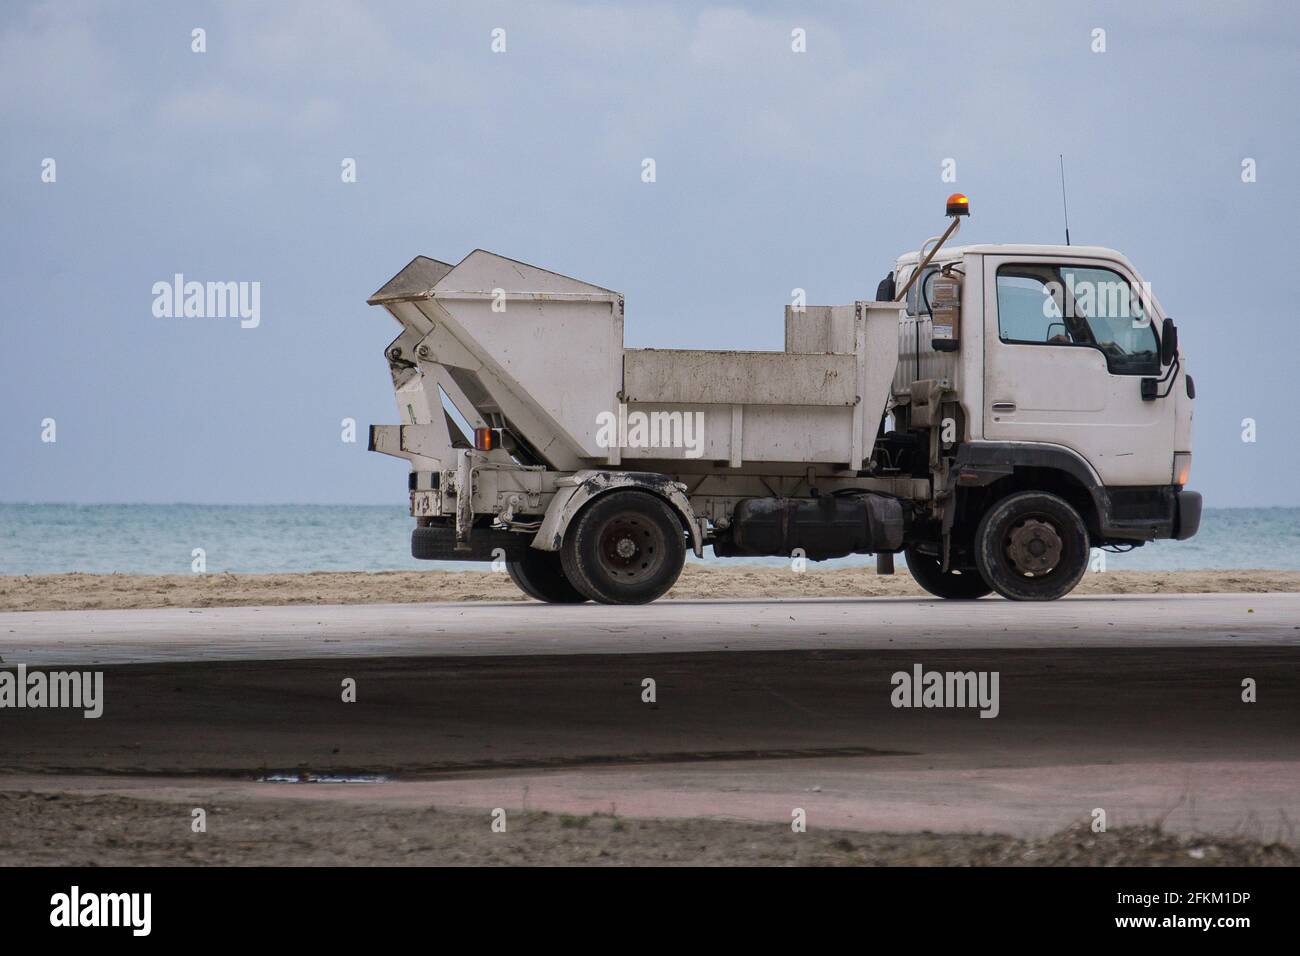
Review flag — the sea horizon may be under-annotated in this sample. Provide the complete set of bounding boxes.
[2,502,1298,576]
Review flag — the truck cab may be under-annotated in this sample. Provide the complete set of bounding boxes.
[888,243,1200,598]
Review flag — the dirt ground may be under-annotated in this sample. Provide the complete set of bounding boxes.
[1,790,1292,867]
[4,566,1299,612]
[4,646,1298,863]
[6,567,1299,868]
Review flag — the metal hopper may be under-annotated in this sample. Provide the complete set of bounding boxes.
[368,250,902,475]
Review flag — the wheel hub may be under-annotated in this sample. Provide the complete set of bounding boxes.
[598,515,662,581]
[1006,518,1062,576]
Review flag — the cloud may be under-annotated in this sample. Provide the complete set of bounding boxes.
[0,1,130,124]
[156,84,278,129]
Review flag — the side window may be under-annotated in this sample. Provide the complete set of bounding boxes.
[995,273,1066,342]
[1061,267,1159,372]
[995,264,1160,375]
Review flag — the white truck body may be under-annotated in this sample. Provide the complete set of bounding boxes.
[368,206,1199,604]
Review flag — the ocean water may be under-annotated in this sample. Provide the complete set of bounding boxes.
[0,503,1297,576]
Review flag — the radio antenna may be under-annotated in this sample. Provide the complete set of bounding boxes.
[1058,154,1071,245]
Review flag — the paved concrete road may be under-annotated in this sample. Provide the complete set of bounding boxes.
[1,592,1296,665]
[2,594,1297,845]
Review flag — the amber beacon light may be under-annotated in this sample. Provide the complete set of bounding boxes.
[945,192,971,217]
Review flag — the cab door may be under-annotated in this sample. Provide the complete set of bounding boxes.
[980,254,1173,486]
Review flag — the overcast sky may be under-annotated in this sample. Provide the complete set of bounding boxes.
[2,0,1297,506]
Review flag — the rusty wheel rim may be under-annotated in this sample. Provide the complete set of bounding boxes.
[1005,517,1063,576]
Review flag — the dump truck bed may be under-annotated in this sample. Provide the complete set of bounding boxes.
[369,250,903,473]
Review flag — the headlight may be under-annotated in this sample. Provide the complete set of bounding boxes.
[1173,452,1192,487]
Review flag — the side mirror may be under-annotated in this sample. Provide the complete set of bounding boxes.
[1160,317,1178,366]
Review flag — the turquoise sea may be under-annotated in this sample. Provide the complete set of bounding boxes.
[1,504,1297,575]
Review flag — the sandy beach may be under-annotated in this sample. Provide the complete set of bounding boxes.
[2,565,1298,612]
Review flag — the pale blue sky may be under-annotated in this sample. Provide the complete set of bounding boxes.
[2,0,1297,506]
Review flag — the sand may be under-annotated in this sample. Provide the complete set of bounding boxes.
[2,566,1298,612]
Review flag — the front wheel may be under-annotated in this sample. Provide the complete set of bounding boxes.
[561,490,686,604]
[903,547,992,599]
[974,491,1089,601]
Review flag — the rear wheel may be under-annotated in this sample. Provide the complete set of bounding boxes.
[561,490,686,604]
[974,491,1089,601]
[506,548,589,604]
[903,547,992,600]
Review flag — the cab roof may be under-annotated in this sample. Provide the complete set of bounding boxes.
[892,244,1163,318]
[895,243,1130,267]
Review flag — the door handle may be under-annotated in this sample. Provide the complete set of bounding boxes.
[991,402,1016,412]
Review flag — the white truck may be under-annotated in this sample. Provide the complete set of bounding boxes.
[367,195,1200,604]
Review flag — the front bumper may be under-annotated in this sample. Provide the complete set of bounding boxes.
[1174,490,1202,541]
[1096,485,1201,542]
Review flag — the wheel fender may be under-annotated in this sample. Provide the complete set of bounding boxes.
[532,470,704,557]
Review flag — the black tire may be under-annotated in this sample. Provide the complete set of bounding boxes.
[506,547,589,604]
[560,490,686,605]
[974,491,1089,601]
[903,547,992,600]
